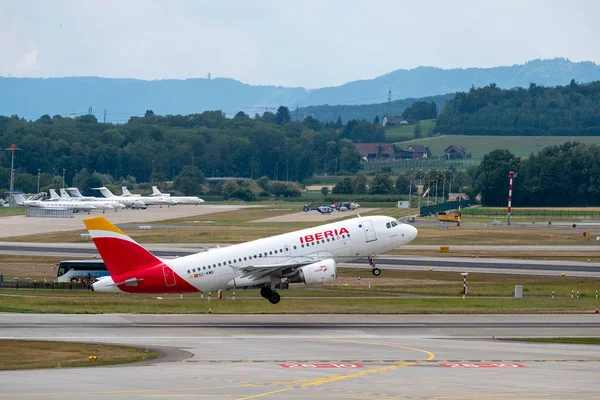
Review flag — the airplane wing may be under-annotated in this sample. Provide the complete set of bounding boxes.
[232,256,318,281]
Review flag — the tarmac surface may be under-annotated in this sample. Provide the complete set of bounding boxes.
[1,241,599,277]
[1,314,599,399]
[0,204,251,239]
[253,208,377,222]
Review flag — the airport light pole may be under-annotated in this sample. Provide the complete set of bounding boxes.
[4,144,21,206]
[507,171,516,226]
[37,169,41,193]
[62,168,66,189]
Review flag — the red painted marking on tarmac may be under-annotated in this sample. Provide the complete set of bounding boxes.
[440,363,525,368]
[279,363,364,369]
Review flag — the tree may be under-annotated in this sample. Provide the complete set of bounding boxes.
[469,149,521,206]
[373,115,380,125]
[320,186,330,196]
[144,110,155,117]
[352,174,367,194]
[275,106,291,125]
[335,115,343,129]
[332,178,353,194]
[369,174,395,194]
[413,123,422,138]
[256,176,269,190]
[395,174,416,194]
[173,166,205,195]
[402,101,437,122]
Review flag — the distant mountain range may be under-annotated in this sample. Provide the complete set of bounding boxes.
[2,58,600,121]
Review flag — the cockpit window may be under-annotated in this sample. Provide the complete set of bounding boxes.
[386,222,391,229]
[391,221,398,227]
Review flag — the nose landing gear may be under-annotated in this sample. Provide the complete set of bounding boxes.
[369,256,381,276]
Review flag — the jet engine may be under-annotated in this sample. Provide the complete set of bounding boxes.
[288,259,337,285]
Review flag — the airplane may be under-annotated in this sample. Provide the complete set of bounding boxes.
[94,187,173,207]
[86,214,418,303]
[53,188,126,212]
[303,204,335,214]
[64,188,127,211]
[12,191,97,212]
[91,187,149,209]
[151,186,204,205]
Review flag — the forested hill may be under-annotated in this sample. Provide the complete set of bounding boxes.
[435,81,600,136]
[295,93,454,123]
[0,108,386,193]
[2,58,600,119]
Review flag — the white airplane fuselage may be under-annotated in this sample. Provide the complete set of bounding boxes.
[93,215,417,293]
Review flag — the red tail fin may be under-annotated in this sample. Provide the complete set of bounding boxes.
[83,216,161,277]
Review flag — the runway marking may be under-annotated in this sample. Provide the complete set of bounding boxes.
[329,339,436,361]
[236,387,293,400]
[184,359,600,364]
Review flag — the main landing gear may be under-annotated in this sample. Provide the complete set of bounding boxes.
[260,286,281,304]
[369,256,381,276]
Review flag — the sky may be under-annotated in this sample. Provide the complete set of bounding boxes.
[1,0,599,89]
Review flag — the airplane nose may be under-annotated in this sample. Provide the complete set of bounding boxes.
[408,225,418,241]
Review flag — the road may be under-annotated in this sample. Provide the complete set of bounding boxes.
[1,314,599,399]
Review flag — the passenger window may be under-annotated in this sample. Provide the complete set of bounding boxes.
[293,246,296,249]
[274,250,278,254]
[203,267,206,270]
[264,253,267,257]
[213,264,216,268]
[218,263,221,266]
[188,270,191,273]
[301,244,304,248]
[269,251,272,255]
[259,254,262,258]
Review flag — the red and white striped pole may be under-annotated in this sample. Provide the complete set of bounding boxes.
[507,171,515,226]
[461,272,468,299]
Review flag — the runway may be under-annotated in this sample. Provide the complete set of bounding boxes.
[2,242,600,277]
[1,314,599,399]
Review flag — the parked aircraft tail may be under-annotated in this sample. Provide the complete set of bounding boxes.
[121,186,132,196]
[59,188,71,199]
[151,186,170,197]
[11,191,26,206]
[67,188,84,198]
[49,189,61,200]
[83,216,162,277]
[92,187,115,198]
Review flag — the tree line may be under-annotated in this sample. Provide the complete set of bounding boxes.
[435,80,600,136]
[467,142,600,207]
[0,107,398,194]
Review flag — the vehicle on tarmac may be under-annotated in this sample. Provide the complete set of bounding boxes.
[56,259,109,283]
[437,211,461,222]
[86,214,418,303]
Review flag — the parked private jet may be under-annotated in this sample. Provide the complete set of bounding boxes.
[13,191,97,212]
[49,189,126,212]
[87,214,417,303]
[151,186,204,205]
[94,187,173,207]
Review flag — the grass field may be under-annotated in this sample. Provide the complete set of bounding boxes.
[395,135,600,159]
[0,340,159,370]
[1,269,598,313]
[0,207,26,217]
[385,119,436,142]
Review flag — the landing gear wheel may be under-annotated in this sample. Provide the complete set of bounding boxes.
[268,291,281,304]
[260,286,272,299]
[372,267,381,276]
